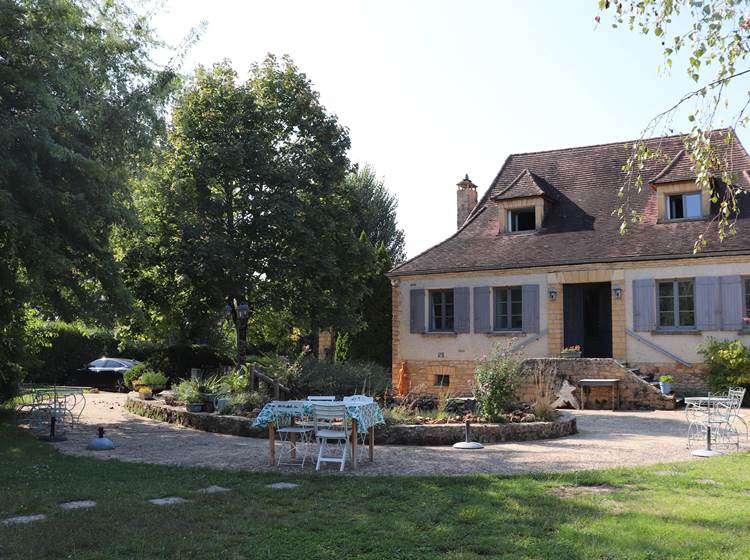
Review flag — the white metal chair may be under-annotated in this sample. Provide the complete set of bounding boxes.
[313,403,351,471]
[686,395,740,451]
[343,395,374,461]
[728,387,748,441]
[272,403,313,467]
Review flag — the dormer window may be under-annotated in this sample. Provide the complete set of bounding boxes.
[508,208,536,232]
[667,192,702,220]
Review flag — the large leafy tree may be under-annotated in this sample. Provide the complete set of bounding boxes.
[598,0,750,248]
[0,0,175,389]
[122,57,375,348]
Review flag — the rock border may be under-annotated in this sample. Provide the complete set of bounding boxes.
[124,397,577,446]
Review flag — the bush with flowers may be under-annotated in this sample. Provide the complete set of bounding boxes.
[473,341,523,422]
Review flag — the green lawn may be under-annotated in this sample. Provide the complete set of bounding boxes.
[1,421,749,560]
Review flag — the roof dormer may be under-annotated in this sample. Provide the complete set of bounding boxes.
[491,169,558,233]
[650,150,710,222]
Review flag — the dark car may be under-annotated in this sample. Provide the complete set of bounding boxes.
[76,357,140,392]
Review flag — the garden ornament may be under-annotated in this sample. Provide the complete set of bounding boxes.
[87,427,115,451]
[452,420,484,450]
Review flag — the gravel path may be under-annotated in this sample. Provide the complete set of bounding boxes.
[27,393,750,476]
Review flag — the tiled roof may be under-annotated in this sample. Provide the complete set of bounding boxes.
[390,129,750,276]
[649,150,694,185]
[492,169,557,201]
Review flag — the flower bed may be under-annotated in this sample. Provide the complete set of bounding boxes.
[125,395,577,445]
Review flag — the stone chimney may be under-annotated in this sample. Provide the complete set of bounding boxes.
[456,174,478,228]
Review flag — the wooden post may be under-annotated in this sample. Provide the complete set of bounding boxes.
[249,366,256,392]
[268,424,276,465]
[273,380,280,401]
[351,418,358,470]
[368,426,374,462]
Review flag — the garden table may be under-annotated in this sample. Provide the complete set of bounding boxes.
[252,400,385,469]
[684,395,733,457]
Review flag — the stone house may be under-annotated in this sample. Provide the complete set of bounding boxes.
[387,130,750,398]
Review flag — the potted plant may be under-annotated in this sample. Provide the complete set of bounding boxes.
[137,370,168,394]
[561,345,582,358]
[198,375,223,413]
[175,379,203,412]
[138,386,153,400]
[658,375,673,395]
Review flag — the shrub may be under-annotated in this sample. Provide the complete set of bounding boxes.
[138,370,168,387]
[295,357,390,398]
[698,338,750,392]
[123,364,147,389]
[144,344,232,383]
[174,379,202,404]
[473,342,523,422]
[529,361,559,421]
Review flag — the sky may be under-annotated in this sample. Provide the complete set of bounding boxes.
[150,0,749,259]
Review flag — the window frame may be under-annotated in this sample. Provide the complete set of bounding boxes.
[666,191,702,221]
[507,208,536,233]
[744,277,750,330]
[493,286,523,331]
[429,289,455,332]
[434,374,450,387]
[657,278,696,330]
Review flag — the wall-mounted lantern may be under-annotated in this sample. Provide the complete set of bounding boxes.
[548,287,557,301]
[613,285,623,299]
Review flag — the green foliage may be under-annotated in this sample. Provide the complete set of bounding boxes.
[138,371,168,387]
[659,375,674,384]
[120,56,375,347]
[123,364,146,390]
[698,338,750,392]
[173,379,202,404]
[334,332,351,363]
[144,345,232,383]
[25,321,118,384]
[221,368,252,394]
[473,342,523,422]
[295,357,390,398]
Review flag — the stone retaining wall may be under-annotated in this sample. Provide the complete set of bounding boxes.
[517,358,676,410]
[125,397,577,446]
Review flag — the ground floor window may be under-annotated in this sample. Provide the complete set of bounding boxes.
[658,279,695,328]
[745,278,750,327]
[429,289,454,332]
[494,286,523,330]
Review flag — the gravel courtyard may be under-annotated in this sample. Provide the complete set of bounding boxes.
[27,393,750,476]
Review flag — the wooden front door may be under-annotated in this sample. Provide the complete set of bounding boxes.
[563,282,613,358]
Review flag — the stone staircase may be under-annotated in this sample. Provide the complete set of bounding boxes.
[518,358,676,411]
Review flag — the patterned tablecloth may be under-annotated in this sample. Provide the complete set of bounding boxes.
[252,400,385,434]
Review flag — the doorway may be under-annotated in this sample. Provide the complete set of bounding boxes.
[563,282,613,358]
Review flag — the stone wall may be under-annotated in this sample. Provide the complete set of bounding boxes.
[629,361,709,396]
[392,357,676,410]
[517,358,675,410]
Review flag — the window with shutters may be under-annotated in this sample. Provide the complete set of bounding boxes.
[658,279,695,329]
[493,287,523,330]
[429,289,454,332]
[745,278,750,328]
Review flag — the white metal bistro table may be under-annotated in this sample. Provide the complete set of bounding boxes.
[684,395,733,457]
[252,400,385,469]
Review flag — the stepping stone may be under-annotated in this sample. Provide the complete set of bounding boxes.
[654,470,680,476]
[696,479,722,486]
[148,497,188,505]
[196,485,230,494]
[1,514,47,525]
[59,500,97,510]
[267,482,300,490]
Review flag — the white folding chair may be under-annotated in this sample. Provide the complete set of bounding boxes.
[272,403,313,467]
[343,395,374,461]
[313,403,351,471]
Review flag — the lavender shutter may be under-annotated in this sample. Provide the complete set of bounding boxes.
[473,287,491,333]
[454,287,470,333]
[522,284,540,333]
[695,276,720,331]
[720,275,744,330]
[409,289,425,334]
[633,278,656,331]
